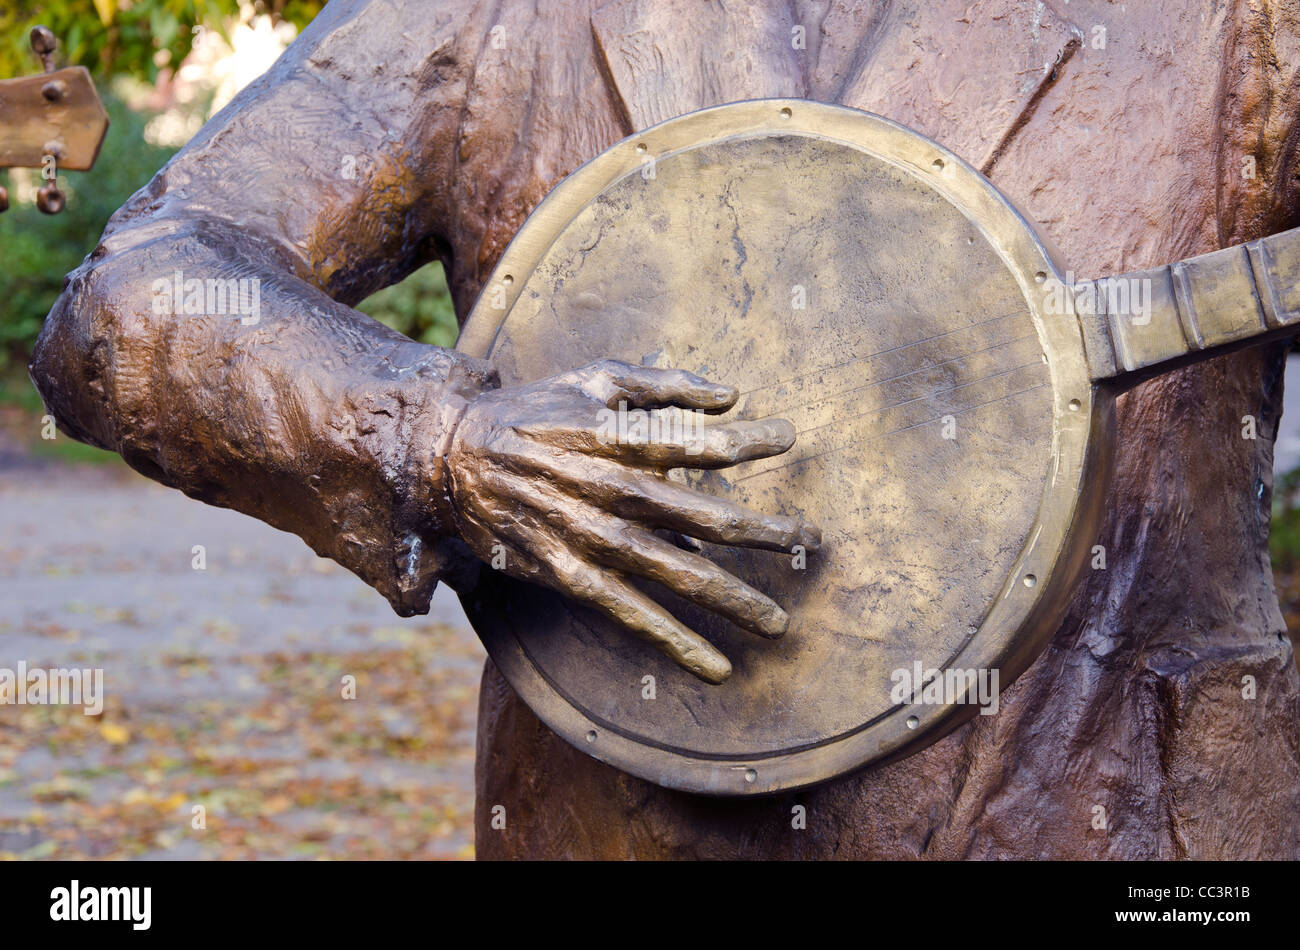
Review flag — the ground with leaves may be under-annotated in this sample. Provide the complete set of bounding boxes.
[0,407,483,860]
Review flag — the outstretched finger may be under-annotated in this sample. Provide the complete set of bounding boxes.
[503,447,821,552]
[607,417,797,469]
[598,526,791,639]
[594,458,820,551]
[573,359,738,414]
[563,561,734,683]
[491,511,732,683]
[484,468,792,638]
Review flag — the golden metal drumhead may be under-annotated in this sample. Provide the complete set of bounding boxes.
[456,100,1109,795]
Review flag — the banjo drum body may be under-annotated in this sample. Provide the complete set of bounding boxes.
[455,99,1297,795]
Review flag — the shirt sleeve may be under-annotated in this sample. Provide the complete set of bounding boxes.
[28,0,497,615]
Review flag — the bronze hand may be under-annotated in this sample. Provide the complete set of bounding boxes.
[442,359,820,683]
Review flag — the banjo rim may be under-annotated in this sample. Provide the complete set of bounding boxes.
[456,99,1110,795]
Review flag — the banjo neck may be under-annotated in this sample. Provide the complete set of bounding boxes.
[1071,226,1300,387]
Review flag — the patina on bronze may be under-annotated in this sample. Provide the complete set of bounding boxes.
[0,26,110,215]
[24,0,1300,859]
[457,98,1300,796]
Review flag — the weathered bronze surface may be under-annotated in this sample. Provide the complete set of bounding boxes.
[459,96,1300,795]
[1078,237,1300,384]
[27,0,1300,857]
[444,359,819,685]
[457,100,1081,794]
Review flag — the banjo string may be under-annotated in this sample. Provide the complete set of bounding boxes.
[730,303,1030,400]
[754,328,1040,420]
[729,378,1052,484]
[788,357,1046,439]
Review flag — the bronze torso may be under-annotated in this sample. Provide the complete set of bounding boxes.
[473,0,1300,859]
[30,0,1300,858]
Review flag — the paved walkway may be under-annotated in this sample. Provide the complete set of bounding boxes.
[0,448,483,859]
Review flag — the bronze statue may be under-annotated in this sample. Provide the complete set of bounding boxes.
[29,0,1300,858]
[459,98,1300,797]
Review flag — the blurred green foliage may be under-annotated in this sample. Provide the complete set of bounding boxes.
[1271,467,1300,567]
[0,91,177,370]
[1269,465,1300,648]
[358,263,460,350]
[0,1,324,83]
[0,81,457,373]
[0,0,456,384]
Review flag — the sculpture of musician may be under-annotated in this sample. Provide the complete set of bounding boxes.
[29,0,1300,858]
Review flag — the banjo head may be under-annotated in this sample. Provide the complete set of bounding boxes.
[456,100,1111,795]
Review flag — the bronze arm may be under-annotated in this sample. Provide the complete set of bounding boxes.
[29,0,498,615]
[28,0,818,681]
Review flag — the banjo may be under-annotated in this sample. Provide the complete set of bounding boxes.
[454,99,1299,796]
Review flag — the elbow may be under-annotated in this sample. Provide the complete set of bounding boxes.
[29,215,261,466]
[28,255,128,451]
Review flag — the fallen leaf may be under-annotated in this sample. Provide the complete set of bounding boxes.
[99,722,130,745]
